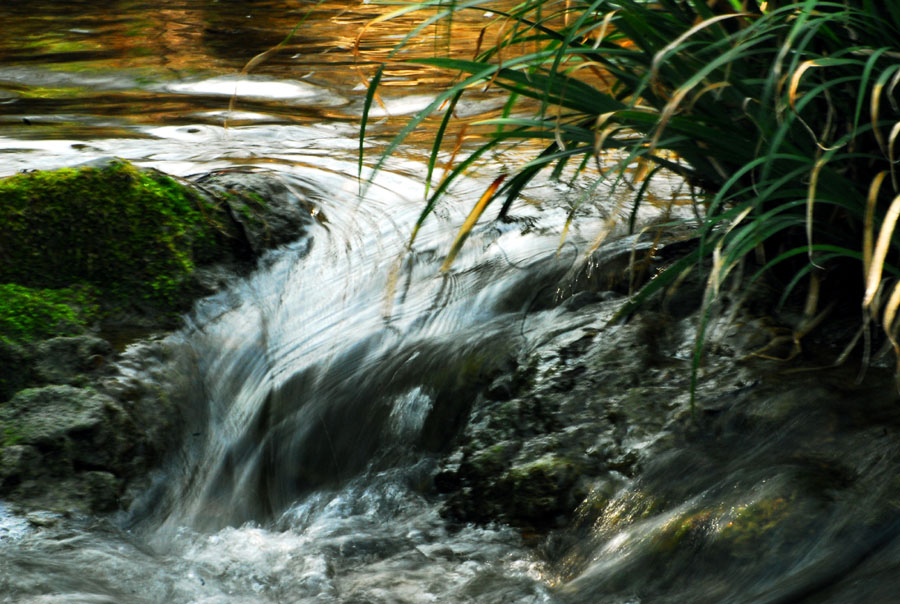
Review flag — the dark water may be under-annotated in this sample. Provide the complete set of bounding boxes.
[4,2,899,604]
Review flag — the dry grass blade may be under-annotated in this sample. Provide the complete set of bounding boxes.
[890,121,900,190]
[438,123,470,190]
[707,205,753,299]
[881,279,900,374]
[805,155,826,266]
[440,174,507,271]
[864,192,900,308]
[864,171,888,277]
[650,13,752,82]
[788,59,819,111]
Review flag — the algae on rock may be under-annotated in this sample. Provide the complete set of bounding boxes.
[0,158,235,312]
[0,160,317,513]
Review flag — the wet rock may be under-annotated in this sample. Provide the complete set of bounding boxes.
[435,306,701,530]
[192,167,318,257]
[32,335,113,386]
[82,471,121,512]
[0,339,33,403]
[0,385,137,512]
[0,162,319,515]
[0,444,41,483]
[25,509,61,527]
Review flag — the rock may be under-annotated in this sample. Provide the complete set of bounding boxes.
[0,158,230,305]
[434,306,697,530]
[82,471,121,512]
[0,161,320,515]
[192,167,318,256]
[25,510,61,527]
[0,385,135,512]
[0,445,41,483]
[32,336,113,386]
[0,338,33,403]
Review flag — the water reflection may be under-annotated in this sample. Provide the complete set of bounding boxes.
[0,3,692,603]
[0,0,520,160]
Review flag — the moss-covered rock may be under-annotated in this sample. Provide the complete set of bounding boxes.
[0,160,318,513]
[0,158,229,305]
[0,283,99,344]
[0,160,318,350]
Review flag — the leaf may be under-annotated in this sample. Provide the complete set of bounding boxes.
[440,174,507,272]
[864,192,900,308]
[359,64,385,183]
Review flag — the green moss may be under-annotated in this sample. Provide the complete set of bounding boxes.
[1,424,25,448]
[219,189,268,231]
[655,509,715,553]
[719,497,790,546]
[504,454,580,522]
[0,159,226,306]
[0,283,98,344]
[652,497,795,556]
[470,441,516,474]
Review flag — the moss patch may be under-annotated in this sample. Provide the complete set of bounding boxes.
[0,283,99,344]
[0,159,227,306]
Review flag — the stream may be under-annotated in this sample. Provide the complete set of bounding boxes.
[4,2,900,603]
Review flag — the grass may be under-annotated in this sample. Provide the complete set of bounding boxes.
[359,0,900,403]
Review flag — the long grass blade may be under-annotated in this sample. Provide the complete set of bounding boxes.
[359,64,385,184]
[440,174,507,271]
[864,192,900,308]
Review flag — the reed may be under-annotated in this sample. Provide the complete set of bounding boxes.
[359,1,900,401]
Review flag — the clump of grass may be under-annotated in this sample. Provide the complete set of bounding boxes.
[360,1,900,401]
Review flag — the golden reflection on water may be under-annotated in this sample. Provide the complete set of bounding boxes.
[0,0,690,212]
[0,1,514,120]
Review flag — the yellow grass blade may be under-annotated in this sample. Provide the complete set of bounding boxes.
[864,192,900,308]
[650,13,752,81]
[706,205,753,298]
[438,124,470,191]
[806,155,825,266]
[864,171,888,278]
[889,121,900,190]
[872,78,886,154]
[557,212,574,254]
[788,59,820,111]
[881,279,900,367]
[440,175,507,271]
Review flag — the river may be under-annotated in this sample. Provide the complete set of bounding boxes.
[3,2,900,603]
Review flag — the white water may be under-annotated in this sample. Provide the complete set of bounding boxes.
[0,110,651,601]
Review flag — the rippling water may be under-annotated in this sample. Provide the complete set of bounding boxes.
[13,3,886,604]
[0,2,642,602]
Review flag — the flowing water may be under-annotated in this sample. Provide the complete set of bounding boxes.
[0,2,631,601]
[4,2,900,603]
